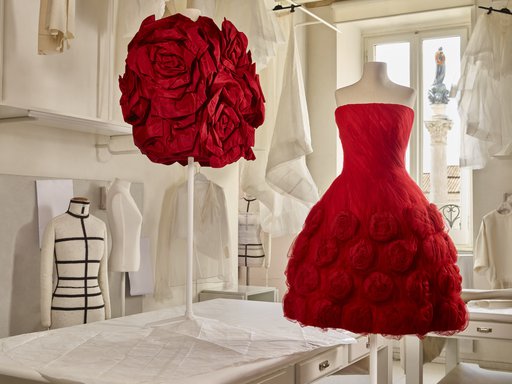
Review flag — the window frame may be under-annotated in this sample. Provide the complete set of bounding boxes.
[363,25,473,249]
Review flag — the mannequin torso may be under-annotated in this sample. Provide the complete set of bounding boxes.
[335,62,416,108]
[40,199,111,329]
[106,179,142,272]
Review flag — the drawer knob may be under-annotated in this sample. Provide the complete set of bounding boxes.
[319,360,330,371]
[477,327,492,334]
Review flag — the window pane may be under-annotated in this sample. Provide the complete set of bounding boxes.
[375,42,411,87]
[375,42,411,169]
[421,37,465,236]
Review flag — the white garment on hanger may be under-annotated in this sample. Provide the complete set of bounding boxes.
[209,0,284,71]
[241,149,312,237]
[458,12,512,168]
[106,178,143,272]
[38,0,75,54]
[265,20,319,213]
[154,174,231,300]
[474,210,512,288]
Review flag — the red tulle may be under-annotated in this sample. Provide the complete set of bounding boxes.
[119,14,265,168]
[283,103,468,336]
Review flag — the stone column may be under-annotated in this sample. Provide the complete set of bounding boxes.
[425,118,453,204]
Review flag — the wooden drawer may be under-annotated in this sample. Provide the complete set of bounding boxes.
[348,336,369,363]
[249,367,294,384]
[348,335,385,363]
[457,320,512,340]
[295,345,347,384]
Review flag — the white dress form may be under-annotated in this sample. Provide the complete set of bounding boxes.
[335,62,416,108]
[164,3,201,21]
[106,178,142,272]
[40,198,111,329]
[335,62,416,384]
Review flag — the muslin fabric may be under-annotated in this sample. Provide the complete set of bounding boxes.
[283,104,468,336]
[458,12,512,168]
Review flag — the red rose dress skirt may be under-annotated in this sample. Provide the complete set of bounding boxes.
[283,103,468,336]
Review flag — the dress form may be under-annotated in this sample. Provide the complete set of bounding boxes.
[106,178,142,272]
[164,2,201,21]
[335,62,416,108]
[334,62,416,384]
[40,198,111,329]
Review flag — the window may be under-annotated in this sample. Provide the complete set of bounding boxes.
[365,26,472,248]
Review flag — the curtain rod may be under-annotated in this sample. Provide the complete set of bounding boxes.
[273,0,342,35]
[477,6,512,15]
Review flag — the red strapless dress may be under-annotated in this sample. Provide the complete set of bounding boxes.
[283,103,468,336]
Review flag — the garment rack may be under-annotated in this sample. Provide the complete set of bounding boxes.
[478,6,512,15]
[273,0,342,35]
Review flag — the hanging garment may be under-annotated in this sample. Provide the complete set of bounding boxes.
[212,0,285,71]
[474,210,512,289]
[38,0,75,54]
[154,174,231,300]
[238,197,270,268]
[266,18,319,210]
[283,104,467,336]
[40,200,111,329]
[241,149,312,237]
[458,12,512,168]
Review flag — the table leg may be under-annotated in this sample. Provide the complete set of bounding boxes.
[377,338,393,384]
[445,338,459,374]
[405,336,423,384]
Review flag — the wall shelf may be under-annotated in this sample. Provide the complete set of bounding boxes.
[0,104,131,136]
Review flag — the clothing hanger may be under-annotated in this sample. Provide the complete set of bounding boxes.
[193,163,208,182]
[497,192,512,214]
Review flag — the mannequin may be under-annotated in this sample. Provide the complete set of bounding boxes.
[163,1,201,21]
[334,62,415,384]
[40,198,111,329]
[335,61,416,108]
[106,179,143,272]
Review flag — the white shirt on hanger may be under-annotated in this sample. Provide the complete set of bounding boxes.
[474,209,512,288]
[154,174,231,300]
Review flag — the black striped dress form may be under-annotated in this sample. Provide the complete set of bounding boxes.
[40,199,111,329]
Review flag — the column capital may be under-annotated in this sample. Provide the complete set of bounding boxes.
[425,119,453,144]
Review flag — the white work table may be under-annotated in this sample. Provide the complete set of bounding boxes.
[0,299,392,384]
[404,302,512,384]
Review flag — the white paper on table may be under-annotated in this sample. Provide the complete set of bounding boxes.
[36,179,74,247]
[128,237,154,296]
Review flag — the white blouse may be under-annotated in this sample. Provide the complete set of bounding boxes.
[154,174,231,300]
[474,210,512,288]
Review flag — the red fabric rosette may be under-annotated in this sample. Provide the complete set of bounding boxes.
[119,14,265,167]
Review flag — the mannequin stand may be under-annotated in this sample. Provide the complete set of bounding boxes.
[120,272,126,317]
[186,156,195,319]
[369,334,377,384]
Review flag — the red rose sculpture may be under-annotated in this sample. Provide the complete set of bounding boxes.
[119,14,265,168]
